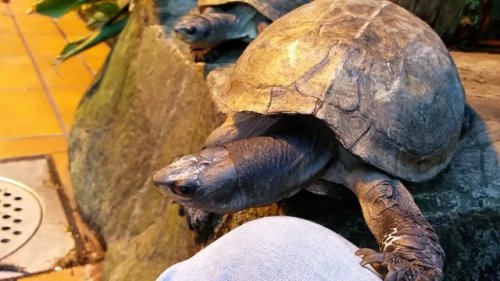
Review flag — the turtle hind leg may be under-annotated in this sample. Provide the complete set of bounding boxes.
[191,41,245,63]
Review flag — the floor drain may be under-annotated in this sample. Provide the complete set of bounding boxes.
[0,157,79,279]
[0,177,43,260]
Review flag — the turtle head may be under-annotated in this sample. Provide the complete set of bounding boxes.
[153,147,238,211]
[174,15,212,46]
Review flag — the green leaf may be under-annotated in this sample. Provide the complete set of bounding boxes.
[31,0,89,18]
[85,12,109,30]
[56,17,127,63]
[93,2,120,17]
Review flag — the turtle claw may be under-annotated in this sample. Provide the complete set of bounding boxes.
[384,271,398,281]
[356,248,441,281]
[355,248,383,267]
[191,48,219,63]
[180,206,212,231]
[355,247,379,257]
[179,206,221,241]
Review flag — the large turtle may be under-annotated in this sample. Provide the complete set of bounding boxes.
[155,0,468,279]
[174,0,310,61]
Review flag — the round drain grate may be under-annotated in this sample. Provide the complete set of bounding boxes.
[0,177,43,260]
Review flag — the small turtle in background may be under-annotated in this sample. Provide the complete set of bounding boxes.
[156,0,471,279]
[174,0,310,62]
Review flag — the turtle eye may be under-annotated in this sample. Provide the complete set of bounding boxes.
[171,181,198,197]
[185,27,196,35]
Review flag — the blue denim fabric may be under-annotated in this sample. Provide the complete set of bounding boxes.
[156,216,381,281]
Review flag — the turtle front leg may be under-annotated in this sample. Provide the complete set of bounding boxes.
[191,47,219,63]
[349,171,444,281]
[178,205,221,240]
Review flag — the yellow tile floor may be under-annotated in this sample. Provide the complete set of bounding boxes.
[0,0,109,151]
[0,0,109,162]
[1,0,108,279]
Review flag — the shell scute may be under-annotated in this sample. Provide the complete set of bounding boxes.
[221,0,465,181]
[198,0,311,21]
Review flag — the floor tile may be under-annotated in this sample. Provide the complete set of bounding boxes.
[55,12,90,37]
[83,42,110,57]
[8,0,35,15]
[51,150,106,262]
[24,34,68,60]
[19,263,103,281]
[51,151,72,196]
[0,34,26,57]
[0,14,17,35]
[64,34,89,43]
[83,55,108,75]
[0,90,62,137]
[0,135,67,159]
[15,14,61,36]
[79,44,110,74]
[12,0,39,7]
[0,56,42,90]
[0,3,9,16]
[0,4,106,280]
[50,88,86,129]
[34,57,94,89]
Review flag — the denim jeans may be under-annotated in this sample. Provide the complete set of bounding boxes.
[156,216,381,281]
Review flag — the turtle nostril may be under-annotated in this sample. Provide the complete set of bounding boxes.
[152,166,199,197]
[152,172,171,187]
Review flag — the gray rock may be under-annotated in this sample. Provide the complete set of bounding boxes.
[70,1,220,280]
[389,0,468,38]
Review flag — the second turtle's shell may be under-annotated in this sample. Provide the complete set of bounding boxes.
[221,0,465,182]
[198,0,310,21]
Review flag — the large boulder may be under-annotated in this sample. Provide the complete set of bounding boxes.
[69,1,218,280]
[390,0,468,39]
[69,0,499,280]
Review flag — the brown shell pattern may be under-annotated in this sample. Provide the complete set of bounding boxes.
[221,0,465,182]
[198,0,310,21]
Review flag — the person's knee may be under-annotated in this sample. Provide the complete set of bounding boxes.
[156,216,382,281]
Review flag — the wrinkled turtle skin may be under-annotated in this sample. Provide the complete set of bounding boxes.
[174,0,310,61]
[155,0,467,280]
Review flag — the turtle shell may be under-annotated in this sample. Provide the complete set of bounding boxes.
[220,0,465,182]
[198,0,310,21]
